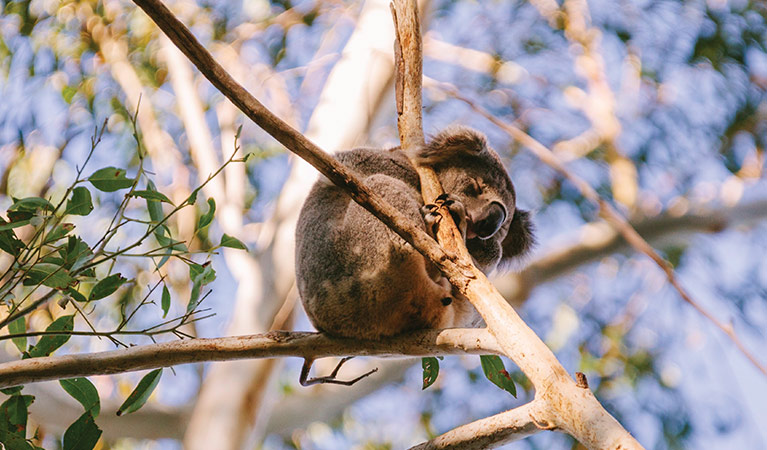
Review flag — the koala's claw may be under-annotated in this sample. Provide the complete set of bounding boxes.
[421,204,443,238]
[421,194,468,239]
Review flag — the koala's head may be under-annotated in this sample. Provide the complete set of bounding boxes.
[415,127,535,272]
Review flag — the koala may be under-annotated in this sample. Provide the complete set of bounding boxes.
[295,127,534,340]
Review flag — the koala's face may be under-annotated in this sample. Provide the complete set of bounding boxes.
[417,127,534,272]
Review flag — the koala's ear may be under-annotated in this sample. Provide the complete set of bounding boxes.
[415,126,487,165]
[500,209,535,266]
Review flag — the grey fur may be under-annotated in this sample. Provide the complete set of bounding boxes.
[295,127,534,339]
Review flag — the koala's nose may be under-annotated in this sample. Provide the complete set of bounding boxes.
[472,202,506,239]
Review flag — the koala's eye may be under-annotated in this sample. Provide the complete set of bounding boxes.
[464,178,482,196]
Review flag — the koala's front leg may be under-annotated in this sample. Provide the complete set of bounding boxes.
[421,193,468,240]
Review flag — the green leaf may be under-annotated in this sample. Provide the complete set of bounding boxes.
[480,355,516,397]
[116,369,162,416]
[130,190,174,205]
[161,285,171,318]
[60,236,94,272]
[66,288,87,303]
[196,198,216,232]
[144,181,171,266]
[8,317,26,354]
[27,315,75,358]
[8,197,54,213]
[23,263,74,289]
[87,167,134,192]
[43,223,75,244]
[0,432,34,450]
[421,357,440,390]
[0,394,33,437]
[65,187,94,216]
[145,181,165,224]
[63,412,102,450]
[187,263,215,312]
[88,274,127,301]
[186,186,201,205]
[0,386,23,396]
[0,222,24,256]
[0,218,31,232]
[219,234,247,250]
[59,378,100,417]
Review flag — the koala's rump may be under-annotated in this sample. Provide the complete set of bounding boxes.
[296,167,468,339]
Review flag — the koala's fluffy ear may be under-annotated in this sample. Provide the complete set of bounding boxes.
[415,126,487,165]
[500,209,535,267]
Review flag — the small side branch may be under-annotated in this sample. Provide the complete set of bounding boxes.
[0,329,500,388]
[409,402,541,450]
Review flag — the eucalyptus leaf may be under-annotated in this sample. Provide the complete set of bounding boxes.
[66,288,87,303]
[61,236,94,272]
[116,369,162,416]
[0,393,33,439]
[23,263,74,289]
[9,197,54,213]
[87,167,134,192]
[59,378,100,417]
[88,274,127,301]
[187,263,215,312]
[219,233,247,250]
[0,218,31,231]
[0,386,23,396]
[65,187,94,216]
[421,357,440,390]
[0,223,23,256]
[43,223,75,244]
[130,189,173,205]
[196,198,216,232]
[27,315,75,358]
[161,285,171,318]
[480,355,517,397]
[8,316,26,354]
[63,412,102,450]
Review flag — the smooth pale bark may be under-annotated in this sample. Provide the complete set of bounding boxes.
[0,329,500,388]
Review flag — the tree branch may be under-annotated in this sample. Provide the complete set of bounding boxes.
[409,402,541,450]
[0,329,499,388]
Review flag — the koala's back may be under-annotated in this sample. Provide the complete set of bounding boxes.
[295,127,535,340]
[295,147,474,339]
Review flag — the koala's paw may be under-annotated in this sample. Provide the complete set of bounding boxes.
[421,193,467,239]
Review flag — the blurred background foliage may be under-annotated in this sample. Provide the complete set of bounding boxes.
[0,0,766,449]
